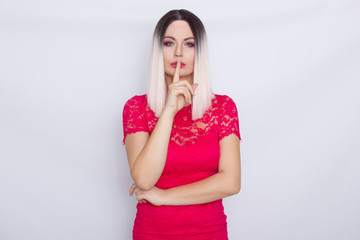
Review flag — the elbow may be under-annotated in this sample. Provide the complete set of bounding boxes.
[221,172,241,196]
[135,181,154,191]
[232,173,241,194]
[233,183,241,194]
[131,170,155,191]
[229,180,241,195]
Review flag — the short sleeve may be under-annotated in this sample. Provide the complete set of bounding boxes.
[122,96,149,145]
[218,95,241,141]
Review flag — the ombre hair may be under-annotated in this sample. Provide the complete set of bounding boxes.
[147,9,214,121]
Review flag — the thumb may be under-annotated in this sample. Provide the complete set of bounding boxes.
[192,83,198,90]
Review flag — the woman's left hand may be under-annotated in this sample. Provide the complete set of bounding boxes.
[129,183,166,206]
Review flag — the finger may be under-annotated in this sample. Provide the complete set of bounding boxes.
[173,80,195,95]
[129,183,136,196]
[175,87,192,104]
[135,192,141,201]
[173,57,181,83]
[134,187,141,195]
[136,193,145,202]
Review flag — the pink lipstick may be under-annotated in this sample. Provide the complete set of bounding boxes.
[171,61,186,68]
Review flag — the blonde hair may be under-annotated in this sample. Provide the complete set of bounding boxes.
[147,9,214,121]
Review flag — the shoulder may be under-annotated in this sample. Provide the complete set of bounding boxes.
[212,93,239,119]
[123,94,147,109]
[123,94,148,116]
[124,94,147,105]
[213,94,237,107]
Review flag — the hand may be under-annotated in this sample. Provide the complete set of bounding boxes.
[163,57,198,116]
[130,183,166,206]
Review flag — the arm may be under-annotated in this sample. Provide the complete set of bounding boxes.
[125,110,174,190]
[125,58,197,190]
[131,134,241,205]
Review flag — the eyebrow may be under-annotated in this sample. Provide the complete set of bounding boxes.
[164,36,194,41]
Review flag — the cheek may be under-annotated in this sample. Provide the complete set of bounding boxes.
[190,55,195,67]
[189,51,195,64]
[163,49,172,60]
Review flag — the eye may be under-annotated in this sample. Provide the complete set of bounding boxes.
[163,41,174,46]
[185,42,195,47]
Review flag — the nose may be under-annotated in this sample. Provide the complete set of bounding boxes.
[174,43,183,57]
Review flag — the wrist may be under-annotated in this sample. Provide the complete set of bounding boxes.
[160,189,170,206]
[160,107,176,119]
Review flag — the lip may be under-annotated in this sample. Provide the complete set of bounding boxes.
[170,61,186,68]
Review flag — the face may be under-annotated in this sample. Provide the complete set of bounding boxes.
[163,20,195,82]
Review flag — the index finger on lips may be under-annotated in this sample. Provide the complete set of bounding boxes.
[173,57,181,83]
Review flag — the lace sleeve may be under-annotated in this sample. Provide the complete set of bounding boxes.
[122,96,149,145]
[219,95,241,141]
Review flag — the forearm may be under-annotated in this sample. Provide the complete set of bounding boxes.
[162,171,241,206]
[131,110,174,190]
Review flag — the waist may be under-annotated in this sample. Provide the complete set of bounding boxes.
[134,200,227,234]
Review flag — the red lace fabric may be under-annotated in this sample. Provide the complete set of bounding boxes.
[122,94,241,240]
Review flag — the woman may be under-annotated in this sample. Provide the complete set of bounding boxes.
[122,9,241,240]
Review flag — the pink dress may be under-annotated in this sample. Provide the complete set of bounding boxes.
[122,94,241,240]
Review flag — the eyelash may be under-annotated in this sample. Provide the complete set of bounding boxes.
[163,41,195,47]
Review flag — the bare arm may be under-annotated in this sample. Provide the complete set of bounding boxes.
[125,58,197,190]
[125,110,174,190]
[131,134,241,205]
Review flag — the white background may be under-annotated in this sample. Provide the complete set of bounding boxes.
[1,0,359,239]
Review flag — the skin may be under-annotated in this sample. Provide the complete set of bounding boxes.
[163,20,195,88]
[125,20,241,206]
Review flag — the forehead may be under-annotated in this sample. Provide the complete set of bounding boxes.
[165,20,194,37]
